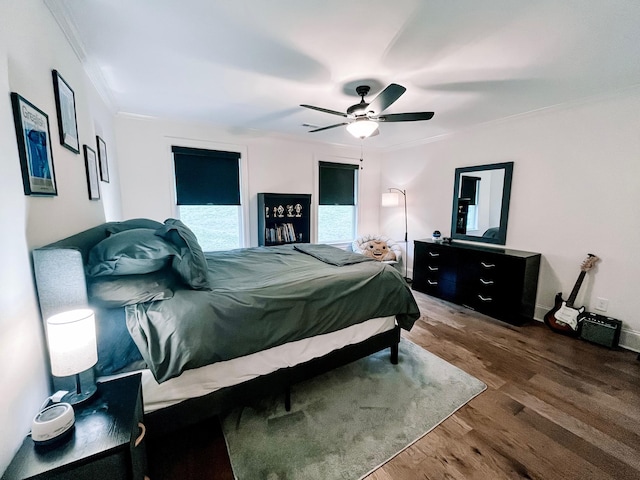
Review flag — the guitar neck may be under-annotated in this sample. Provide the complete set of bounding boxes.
[566,271,587,307]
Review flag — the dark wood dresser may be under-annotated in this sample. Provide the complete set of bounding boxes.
[413,239,541,325]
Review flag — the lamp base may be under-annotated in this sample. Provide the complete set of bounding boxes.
[61,384,97,406]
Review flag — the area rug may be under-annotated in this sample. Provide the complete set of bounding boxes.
[220,338,486,480]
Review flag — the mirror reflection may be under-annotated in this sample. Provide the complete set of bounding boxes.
[451,162,513,245]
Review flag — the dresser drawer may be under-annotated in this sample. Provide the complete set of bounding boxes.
[413,243,457,300]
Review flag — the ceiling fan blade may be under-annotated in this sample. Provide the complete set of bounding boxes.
[308,122,349,133]
[366,83,406,115]
[300,104,347,117]
[377,112,434,122]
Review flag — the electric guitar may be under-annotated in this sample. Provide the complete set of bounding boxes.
[544,254,600,335]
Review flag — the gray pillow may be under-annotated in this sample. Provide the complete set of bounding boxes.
[106,218,164,235]
[88,269,176,308]
[87,228,179,277]
[156,218,211,290]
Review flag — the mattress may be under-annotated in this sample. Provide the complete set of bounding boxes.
[101,315,396,413]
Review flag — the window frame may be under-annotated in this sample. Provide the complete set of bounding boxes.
[166,137,249,248]
[314,157,360,246]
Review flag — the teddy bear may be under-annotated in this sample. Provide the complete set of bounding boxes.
[361,239,397,261]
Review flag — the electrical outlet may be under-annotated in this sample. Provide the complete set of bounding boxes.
[595,297,609,312]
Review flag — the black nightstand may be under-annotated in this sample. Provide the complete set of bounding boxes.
[2,374,148,480]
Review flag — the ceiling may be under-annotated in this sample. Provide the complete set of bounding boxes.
[46,0,640,149]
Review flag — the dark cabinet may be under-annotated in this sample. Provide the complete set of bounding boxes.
[258,193,311,246]
[413,239,541,325]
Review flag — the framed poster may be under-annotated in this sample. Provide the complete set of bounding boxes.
[96,135,109,182]
[52,70,80,153]
[84,144,100,200]
[10,93,58,196]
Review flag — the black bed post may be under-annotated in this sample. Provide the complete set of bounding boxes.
[284,385,291,412]
[390,342,399,365]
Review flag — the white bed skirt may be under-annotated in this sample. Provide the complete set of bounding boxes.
[106,316,396,413]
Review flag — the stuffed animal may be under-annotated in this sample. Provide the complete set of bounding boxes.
[361,239,397,261]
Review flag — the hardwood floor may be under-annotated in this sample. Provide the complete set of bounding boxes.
[147,291,640,480]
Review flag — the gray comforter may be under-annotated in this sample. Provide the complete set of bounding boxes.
[126,244,420,383]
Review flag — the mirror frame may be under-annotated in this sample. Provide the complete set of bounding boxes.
[450,161,514,245]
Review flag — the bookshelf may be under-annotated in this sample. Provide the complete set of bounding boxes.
[258,193,311,246]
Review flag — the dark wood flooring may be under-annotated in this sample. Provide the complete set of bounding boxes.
[146,291,640,480]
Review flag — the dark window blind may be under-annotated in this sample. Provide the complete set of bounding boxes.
[319,161,358,205]
[172,146,240,205]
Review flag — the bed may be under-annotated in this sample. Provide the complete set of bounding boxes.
[32,218,420,436]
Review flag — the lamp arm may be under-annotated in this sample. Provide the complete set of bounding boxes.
[387,188,408,242]
[386,188,409,279]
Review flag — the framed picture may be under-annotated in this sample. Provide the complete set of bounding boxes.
[96,135,110,182]
[52,70,80,153]
[10,93,58,196]
[84,145,100,200]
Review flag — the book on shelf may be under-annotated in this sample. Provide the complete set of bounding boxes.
[265,223,298,244]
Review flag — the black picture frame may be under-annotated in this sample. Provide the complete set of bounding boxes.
[84,145,100,200]
[96,135,109,182]
[10,93,58,196]
[52,70,80,153]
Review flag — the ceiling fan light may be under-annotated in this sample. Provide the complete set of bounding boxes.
[347,119,379,139]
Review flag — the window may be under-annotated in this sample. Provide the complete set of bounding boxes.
[318,161,359,243]
[172,146,242,251]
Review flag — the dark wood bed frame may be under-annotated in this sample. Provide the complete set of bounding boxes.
[31,219,402,438]
[144,326,400,437]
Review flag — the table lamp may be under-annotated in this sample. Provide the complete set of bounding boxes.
[46,308,98,405]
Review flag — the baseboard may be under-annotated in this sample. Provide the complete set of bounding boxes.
[619,328,640,353]
[534,304,640,353]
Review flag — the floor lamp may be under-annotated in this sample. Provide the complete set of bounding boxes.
[381,188,410,282]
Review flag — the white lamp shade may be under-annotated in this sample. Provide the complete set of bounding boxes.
[381,191,401,207]
[346,119,378,139]
[46,309,97,377]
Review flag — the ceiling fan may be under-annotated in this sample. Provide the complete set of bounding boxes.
[300,83,434,139]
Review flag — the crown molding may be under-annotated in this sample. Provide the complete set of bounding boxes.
[44,0,117,113]
[380,83,640,154]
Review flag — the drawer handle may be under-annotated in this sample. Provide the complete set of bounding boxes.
[480,279,494,285]
[427,280,438,285]
[135,422,146,447]
[428,252,440,257]
[478,295,493,302]
[428,266,439,271]
[481,262,496,268]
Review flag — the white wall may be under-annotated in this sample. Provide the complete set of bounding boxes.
[114,115,382,246]
[0,0,122,473]
[381,89,640,351]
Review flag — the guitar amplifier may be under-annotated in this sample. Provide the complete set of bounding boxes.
[579,312,622,348]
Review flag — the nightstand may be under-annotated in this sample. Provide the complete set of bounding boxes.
[2,373,148,480]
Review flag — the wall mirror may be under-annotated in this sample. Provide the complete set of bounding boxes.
[450,161,513,245]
